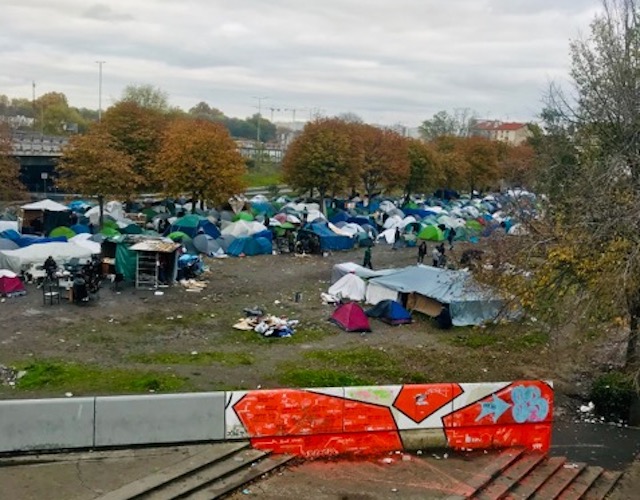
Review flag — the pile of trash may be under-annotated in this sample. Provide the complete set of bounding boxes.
[233,306,299,338]
[0,364,25,388]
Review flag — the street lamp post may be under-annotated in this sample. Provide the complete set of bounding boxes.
[96,61,105,121]
[252,96,268,167]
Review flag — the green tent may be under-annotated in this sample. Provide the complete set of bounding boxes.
[465,220,483,234]
[234,211,254,222]
[417,225,444,241]
[103,220,119,230]
[274,221,295,237]
[142,208,157,222]
[49,226,76,239]
[167,231,191,242]
[100,227,120,238]
[115,243,137,283]
[120,223,143,235]
[173,214,202,228]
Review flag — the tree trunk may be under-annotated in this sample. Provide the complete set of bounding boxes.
[319,189,326,216]
[192,192,197,214]
[626,291,640,368]
[98,195,104,230]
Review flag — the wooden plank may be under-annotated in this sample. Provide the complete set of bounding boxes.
[444,448,525,500]
[530,463,585,500]
[505,456,566,500]
[582,471,624,500]
[96,441,249,500]
[187,454,295,499]
[145,448,268,500]
[475,453,546,500]
[557,466,603,500]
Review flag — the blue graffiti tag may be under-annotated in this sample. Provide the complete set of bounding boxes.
[476,394,511,423]
[511,385,549,423]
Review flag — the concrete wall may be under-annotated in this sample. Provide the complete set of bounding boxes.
[0,380,553,456]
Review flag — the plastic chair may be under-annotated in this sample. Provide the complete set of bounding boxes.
[42,278,61,305]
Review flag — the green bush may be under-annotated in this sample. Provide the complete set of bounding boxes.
[590,371,635,422]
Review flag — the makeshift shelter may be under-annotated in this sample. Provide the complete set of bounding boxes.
[129,239,181,288]
[367,265,510,327]
[0,270,26,297]
[366,300,412,325]
[299,221,355,252]
[328,272,367,302]
[330,262,396,284]
[168,214,221,239]
[20,199,71,235]
[330,302,371,332]
[0,242,92,274]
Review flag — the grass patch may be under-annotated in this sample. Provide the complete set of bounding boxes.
[244,170,282,188]
[130,351,255,366]
[449,330,549,350]
[16,361,188,394]
[276,346,431,387]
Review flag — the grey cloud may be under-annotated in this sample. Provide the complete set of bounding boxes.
[83,3,134,22]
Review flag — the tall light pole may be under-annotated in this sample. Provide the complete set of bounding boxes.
[252,96,268,169]
[96,61,105,121]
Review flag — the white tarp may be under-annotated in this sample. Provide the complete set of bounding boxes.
[21,199,69,212]
[330,262,397,284]
[221,220,267,238]
[0,221,19,233]
[85,201,124,225]
[365,282,400,305]
[328,273,367,302]
[0,242,92,273]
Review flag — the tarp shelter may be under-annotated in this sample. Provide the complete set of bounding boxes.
[330,302,371,332]
[331,262,397,284]
[367,265,510,326]
[0,242,92,274]
[129,239,181,288]
[168,214,221,239]
[328,273,367,302]
[366,300,412,325]
[21,199,71,235]
[300,221,355,252]
[0,270,26,296]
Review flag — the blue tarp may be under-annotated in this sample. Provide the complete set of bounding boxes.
[301,222,355,252]
[15,235,68,247]
[368,265,513,326]
[227,237,272,256]
[366,300,412,325]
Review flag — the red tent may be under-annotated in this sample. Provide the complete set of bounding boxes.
[0,271,26,297]
[330,302,371,332]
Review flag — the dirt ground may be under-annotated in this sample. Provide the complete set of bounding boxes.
[0,239,624,403]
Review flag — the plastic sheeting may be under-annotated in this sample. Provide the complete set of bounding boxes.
[328,273,366,302]
[0,242,92,273]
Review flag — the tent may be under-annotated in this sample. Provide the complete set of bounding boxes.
[0,270,26,297]
[0,242,92,274]
[168,214,221,239]
[366,300,412,325]
[417,225,444,241]
[221,220,267,238]
[328,272,367,302]
[367,265,511,327]
[49,226,76,239]
[21,199,71,235]
[330,262,397,284]
[300,221,355,252]
[330,302,371,332]
[226,237,272,257]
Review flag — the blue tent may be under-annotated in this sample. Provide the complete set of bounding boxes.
[70,224,91,234]
[301,221,355,252]
[227,237,272,256]
[167,214,221,239]
[366,300,412,325]
[329,211,350,224]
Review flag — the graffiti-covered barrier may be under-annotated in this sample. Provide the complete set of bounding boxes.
[0,381,552,456]
[226,380,553,457]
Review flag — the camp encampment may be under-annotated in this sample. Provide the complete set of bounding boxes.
[0,269,26,297]
[330,302,371,332]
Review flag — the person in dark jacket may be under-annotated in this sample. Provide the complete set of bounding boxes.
[417,241,427,264]
[363,246,373,269]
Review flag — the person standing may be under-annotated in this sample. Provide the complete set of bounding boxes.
[417,241,427,264]
[447,227,457,250]
[392,227,402,250]
[432,246,440,267]
[363,246,373,269]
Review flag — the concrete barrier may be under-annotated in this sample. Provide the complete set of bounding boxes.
[0,397,94,453]
[0,380,553,456]
[94,393,225,447]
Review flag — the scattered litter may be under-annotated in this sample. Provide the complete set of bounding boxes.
[233,308,299,338]
[402,454,411,461]
[391,488,398,493]
[274,300,281,305]
[191,351,198,356]
[443,453,449,459]
[579,402,595,413]
[381,457,394,464]
[432,454,441,460]
[65,392,73,398]
[242,488,251,495]
[564,463,579,469]
[154,291,164,296]
[180,279,207,292]
[416,450,423,455]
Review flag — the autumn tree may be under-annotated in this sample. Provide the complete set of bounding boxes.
[154,118,247,210]
[0,124,27,200]
[419,108,478,141]
[352,124,410,198]
[459,136,500,192]
[100,101,166,190]
[404,139,443,202]
[57,127,140,226]
[188,102,225,122]
[432,136,469,191]
[119,84,170,113]
[498,143,537,188]
[283,118,353,210]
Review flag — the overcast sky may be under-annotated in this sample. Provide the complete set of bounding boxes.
[1,0,601,127]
